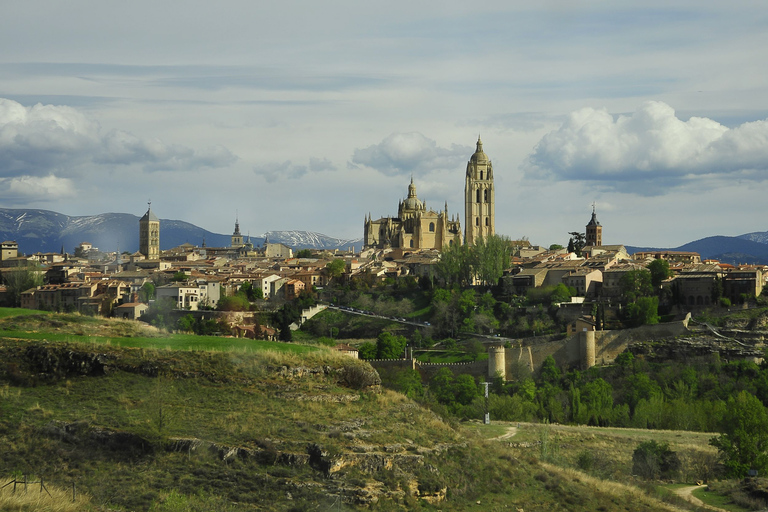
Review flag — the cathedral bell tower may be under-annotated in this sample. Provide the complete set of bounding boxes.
[586,204,602,247]
[231,216,244,249]
[464,137,495,245]
[139,201,160,260]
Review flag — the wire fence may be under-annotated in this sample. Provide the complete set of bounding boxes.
[1,474,77,502]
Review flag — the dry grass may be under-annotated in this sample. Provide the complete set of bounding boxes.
[0,478,92,512]
[540,463,687,512]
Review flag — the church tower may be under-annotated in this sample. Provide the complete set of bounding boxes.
[464,137,495,245]
[139,202,160,260]
[586,204,602,247]
[231,216,244,248]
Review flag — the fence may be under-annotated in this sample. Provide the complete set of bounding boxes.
[1,474,77,502]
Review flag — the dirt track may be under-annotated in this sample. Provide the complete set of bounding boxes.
[672,485,726,511]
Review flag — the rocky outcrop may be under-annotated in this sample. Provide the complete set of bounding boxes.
[24,345,116,378]
[39,420,154,455]
[629,336,764,363]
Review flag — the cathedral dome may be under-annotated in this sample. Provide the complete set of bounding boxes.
[470,137,488,163]
[402,178,423,210]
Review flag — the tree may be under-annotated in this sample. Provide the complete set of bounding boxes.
[358,342,376,360]
[567,232,586,257]
[549,244,564,251]
[710,391,768,477]
[624,296,659,327]
[217,293,250,311]
[2,266,43,307]
[633,440,680,479]
[619,269,653,302]
[171,271,187,282]
[326,259,346,280]
[453,374,479,405]
[296,249,312,258]
[472,234,512,287]
[376,332,407,359]
[436,242,473,286]
[138,281,155,302]
[647,259,672,289]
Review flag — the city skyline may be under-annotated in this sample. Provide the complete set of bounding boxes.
[1,2,767,248]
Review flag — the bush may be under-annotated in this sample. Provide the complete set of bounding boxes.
[632,440,680,480]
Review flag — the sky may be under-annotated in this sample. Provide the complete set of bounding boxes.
[1,1,767,249]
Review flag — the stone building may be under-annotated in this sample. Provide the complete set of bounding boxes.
[585,204,602,247]
[464,137,495,245]
[231,217,244,249]
[363,178,462,251]
[139,203,160,260]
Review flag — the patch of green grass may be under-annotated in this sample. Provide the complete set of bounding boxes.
[462,422,509,439]
[416,350,488,363]
[693,486,751,511]
[0,307,50,318]
[0,329,319,353]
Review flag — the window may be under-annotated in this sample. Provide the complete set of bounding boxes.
[475,217,479,226]
[480,171,483,180]
[484,190,488,201]
[409,240,414,248]
[485,217,489,226]
[429,222,435,232]
[476,189,481,202]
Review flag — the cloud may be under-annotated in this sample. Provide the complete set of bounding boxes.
[525,101,768,194]
[351,132,472,176]
[0,174,75,203]
[0,98,237,177]
[253,157,337,183]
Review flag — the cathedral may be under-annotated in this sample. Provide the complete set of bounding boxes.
[363,137,494,251]
[139,202,160,260]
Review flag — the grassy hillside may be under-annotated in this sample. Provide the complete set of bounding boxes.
[0,310,730,511]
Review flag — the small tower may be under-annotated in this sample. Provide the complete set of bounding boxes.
[464,137,495,246]
[586,203,602,247]
[231,215,244,249]
[139,201,160,260]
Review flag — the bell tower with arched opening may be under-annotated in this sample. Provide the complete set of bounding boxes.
[464,137,495,245]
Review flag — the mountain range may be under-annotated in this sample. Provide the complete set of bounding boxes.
[0,209,363,255]
[2,208,766,263]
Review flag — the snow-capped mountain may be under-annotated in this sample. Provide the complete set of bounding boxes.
[262,231,362,252]
[0,208,362,255]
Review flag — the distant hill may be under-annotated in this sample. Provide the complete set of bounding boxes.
[262,230,362,252]
[626,232,768,265]
[0,209,362,255]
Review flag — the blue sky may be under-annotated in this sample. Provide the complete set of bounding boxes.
[1,1,767,249]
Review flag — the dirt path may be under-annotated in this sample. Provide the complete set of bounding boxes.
[490,425,518,441]
[673,485,726,511]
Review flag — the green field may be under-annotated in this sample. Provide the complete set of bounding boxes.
[0,307,317,354]
[0,329,318,353]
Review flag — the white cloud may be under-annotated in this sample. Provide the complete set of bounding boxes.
[351,132,472,176]
[0,98,237,177]
[0,174,75,203]
[525,101,768,194]
[253,157,337,183]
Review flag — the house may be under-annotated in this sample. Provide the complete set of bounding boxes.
[265,243,293,259]
[114,302,150,320]
[156,283,205,311]
[1,241,19,262]
[567,316,596,336]
[564,268,603,298]
[284,279,305,301]
[633,251,702,265]
[723,269,763,302]
[333,343,359,359]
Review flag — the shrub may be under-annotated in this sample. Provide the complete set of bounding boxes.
[632,440,680,480]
